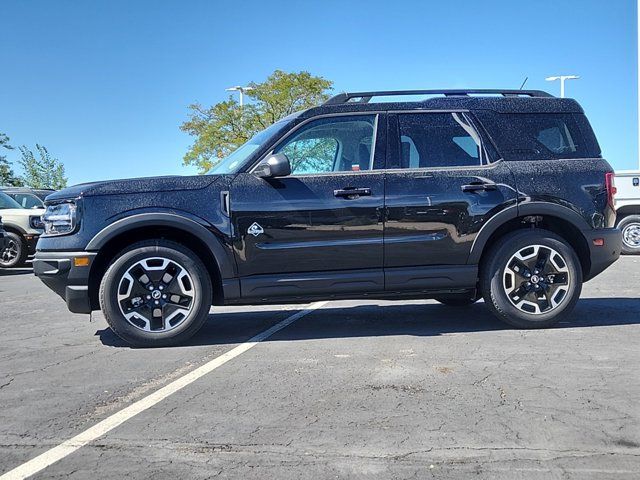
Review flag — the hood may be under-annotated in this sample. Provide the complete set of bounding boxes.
[45,175,226,202]
[0,208,45,217]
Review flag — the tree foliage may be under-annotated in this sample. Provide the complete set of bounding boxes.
[18,144,67,190]
[181,70,333,173]
[0,133,23,186]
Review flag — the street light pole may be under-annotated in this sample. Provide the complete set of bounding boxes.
[545,75,580,98]
[637,0,640,168]
[226,85,254,108]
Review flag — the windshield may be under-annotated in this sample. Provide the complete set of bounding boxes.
[208,120,291,174]
[0,192,24,209]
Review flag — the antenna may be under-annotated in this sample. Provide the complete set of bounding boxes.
[519,77,529,90]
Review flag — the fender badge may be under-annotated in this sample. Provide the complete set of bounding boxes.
[247,222,264,237]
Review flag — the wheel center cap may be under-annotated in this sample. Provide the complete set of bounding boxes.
[151,290,162,300]
[530,275,540,284]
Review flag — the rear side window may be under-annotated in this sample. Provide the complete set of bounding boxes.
[394,113,485,169]
[12,193,43,208]
[476,112,601,161]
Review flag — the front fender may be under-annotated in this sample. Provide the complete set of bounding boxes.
[86,212,236,279]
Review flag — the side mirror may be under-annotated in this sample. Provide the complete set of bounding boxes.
[254,153,291,178]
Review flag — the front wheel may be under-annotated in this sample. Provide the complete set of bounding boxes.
[480,229,582,329]
[0,232,28,268]
[99,240,213,347]
[618,215,640,255]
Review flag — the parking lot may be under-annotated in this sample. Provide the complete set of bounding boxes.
[0,257,638,479]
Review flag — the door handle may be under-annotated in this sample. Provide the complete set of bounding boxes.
[334,187,372,198]
[461,182,498,193]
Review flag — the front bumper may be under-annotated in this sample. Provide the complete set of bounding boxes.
[33,251,96,313]
[584,228,622,281]
[25,234,40,254]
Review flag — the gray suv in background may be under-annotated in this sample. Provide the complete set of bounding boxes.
[0,187,54,209]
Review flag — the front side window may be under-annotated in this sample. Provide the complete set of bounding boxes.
[395,113,484,169]
[274,115,376,175]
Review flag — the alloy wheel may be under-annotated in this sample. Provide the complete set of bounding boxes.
[0,239,19,266]
[503,244,571,315]
[117,257,196,332]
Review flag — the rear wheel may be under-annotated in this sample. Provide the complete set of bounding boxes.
[618,215,640,255]
[0,232,28,268]
[99,240,212,347]
[480,229,582,328]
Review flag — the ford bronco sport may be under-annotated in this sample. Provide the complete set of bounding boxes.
[34,89,621,347]
[0,191,44,268]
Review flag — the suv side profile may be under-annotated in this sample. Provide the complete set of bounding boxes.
[34,89,621,347]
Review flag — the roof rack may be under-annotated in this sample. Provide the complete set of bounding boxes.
[323,89,553,105]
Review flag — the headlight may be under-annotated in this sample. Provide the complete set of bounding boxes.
[29,215,45,230]
[43,202,78,236]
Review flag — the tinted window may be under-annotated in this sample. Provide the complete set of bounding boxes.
[395,113,484,169]
[275,115,376,175]
[12,193,44,208]
[476,112,601,161]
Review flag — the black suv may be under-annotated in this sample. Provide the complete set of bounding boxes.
[34,89,621,347]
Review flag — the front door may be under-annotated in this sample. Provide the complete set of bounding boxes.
[230,113,386,299]
[384,111,517,290]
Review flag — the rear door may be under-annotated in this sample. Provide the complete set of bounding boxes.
[383,111,517,290]
[230,113,387,298]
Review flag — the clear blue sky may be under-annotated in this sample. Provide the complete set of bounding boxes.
[0,0,637,185]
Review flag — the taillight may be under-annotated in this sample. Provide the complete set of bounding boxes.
[605,172,617,209]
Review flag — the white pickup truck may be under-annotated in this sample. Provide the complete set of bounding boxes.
[615,170,640,254]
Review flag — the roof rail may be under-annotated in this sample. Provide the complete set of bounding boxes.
[323,89,554,105]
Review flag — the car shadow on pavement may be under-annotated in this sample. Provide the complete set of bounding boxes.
[0,267,33,276]
[97,297,640,348]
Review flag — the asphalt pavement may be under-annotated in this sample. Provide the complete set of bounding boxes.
[0,257,639,479]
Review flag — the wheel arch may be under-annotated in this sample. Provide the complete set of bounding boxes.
[469,203,592,278]
[615,205,640,221]
[1,224,27,236]
[86,213,235,310]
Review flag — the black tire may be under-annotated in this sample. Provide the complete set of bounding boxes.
[0,232,28,268]
[618,215,640,255]
[434,294,479,307]
[99,240,212,347]
[480,229,582,329]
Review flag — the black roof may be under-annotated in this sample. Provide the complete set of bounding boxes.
[297,89,584,119]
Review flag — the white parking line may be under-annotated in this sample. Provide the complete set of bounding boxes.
[0,301,327,480]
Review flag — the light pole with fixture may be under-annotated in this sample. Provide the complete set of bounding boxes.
[545,75,580,98]
[226,85,254,108]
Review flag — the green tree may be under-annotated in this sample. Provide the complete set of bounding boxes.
[0,133,23,186]
[18,144,68,189]
[181,70,333,173]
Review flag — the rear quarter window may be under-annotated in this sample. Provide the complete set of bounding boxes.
[474,111,601,161]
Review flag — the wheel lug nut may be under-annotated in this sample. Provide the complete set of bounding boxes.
[162,294,167,299]
[148,285,154,291]
[154,300,159,305]
[159,285,164,290]
[146,295,151,300]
